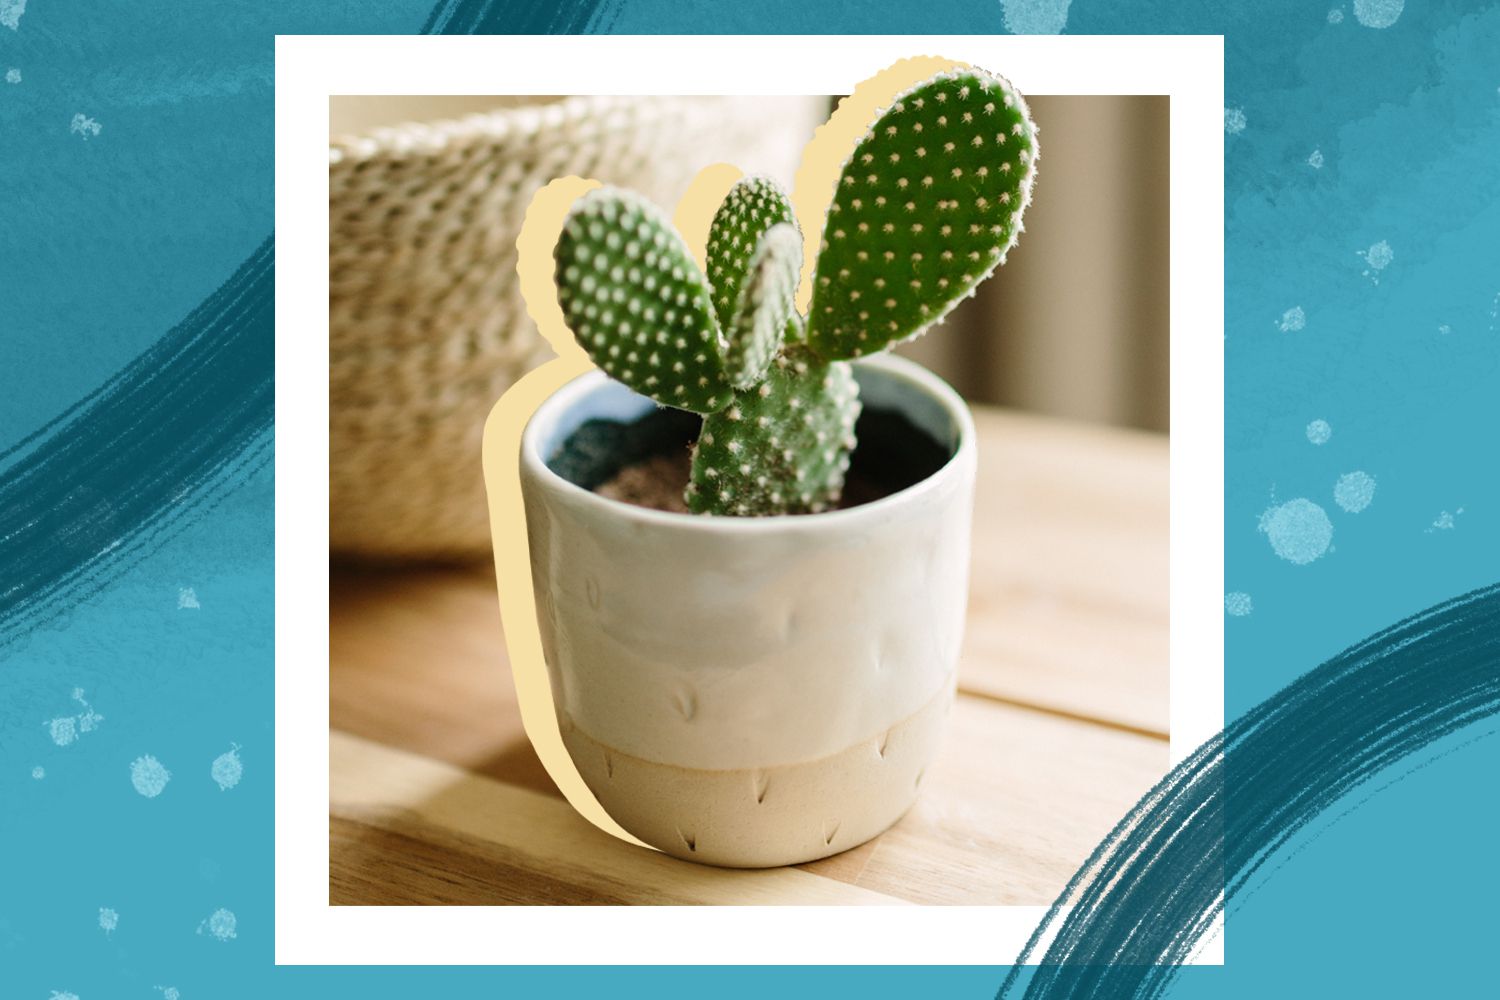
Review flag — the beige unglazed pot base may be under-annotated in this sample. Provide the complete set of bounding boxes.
[559,679,955,869]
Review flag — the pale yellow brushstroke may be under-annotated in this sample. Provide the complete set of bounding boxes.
[487,58,968,855]
[674,162,743,272]
[515,175,600,362]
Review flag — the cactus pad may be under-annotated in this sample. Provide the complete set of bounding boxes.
[687,348,860,516]
[555,187,732,414]
[706,176,798,331]
[807,68,1038,361]
[721,223,802,389]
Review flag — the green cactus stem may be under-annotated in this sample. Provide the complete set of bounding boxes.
[687,347,860,515]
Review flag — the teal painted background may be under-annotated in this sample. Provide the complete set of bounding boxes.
[1,1,1496,996]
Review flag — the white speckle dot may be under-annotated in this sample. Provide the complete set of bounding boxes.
[1001,0,1072,33]
[1259,498,1334,564]
[99,907,118,936]
[177,586,200,610]
[69,113,102,139]
[1225,592,1254,617]
[1327,7,1344,23]
[131,755,172,798]
[199,908,237,942]
[1428,508,1463,533]
[1353,0,1403,28]
[211,744,243,791]
[1334,471,1377,513]
[49,993,80,1000]
[1308,148,1325,169]
[1306,419,1332,445]
[48,717,77,747]
[1438,324,1451,335]
[1224,107,1247,135]
[1277,306,1306,332]
[0,0,26,31]
[1360,239,1394,274]
[4,68,19,84]
[158,989,181,1000]
[31,765,44,780]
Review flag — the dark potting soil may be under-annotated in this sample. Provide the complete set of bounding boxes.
[547,405,952,514]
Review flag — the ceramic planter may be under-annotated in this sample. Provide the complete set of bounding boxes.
[518,354,976,867]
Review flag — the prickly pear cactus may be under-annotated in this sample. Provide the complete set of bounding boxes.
[808,68,1038,360]
[552,65,1037,517]
[555,190,732,414]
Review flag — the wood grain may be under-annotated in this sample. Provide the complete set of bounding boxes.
[329,405,1170,905]
[963,410,1169,736]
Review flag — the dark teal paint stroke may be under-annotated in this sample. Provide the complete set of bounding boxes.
[998,582,1500,1000]
[0,0,619,648]
[0,239,274,644]
[422,0,611,33]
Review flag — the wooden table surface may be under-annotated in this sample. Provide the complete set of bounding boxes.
[330,407,1169,906]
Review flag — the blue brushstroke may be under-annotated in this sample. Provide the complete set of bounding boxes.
[1000,581,1500,999]
[0,240,273,643]
[422,0,614,33]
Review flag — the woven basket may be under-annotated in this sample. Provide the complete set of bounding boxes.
[329,96,825,560]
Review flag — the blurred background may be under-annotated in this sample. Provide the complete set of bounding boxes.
[329,94,1169,561]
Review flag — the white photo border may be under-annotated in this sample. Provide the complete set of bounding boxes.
[276,33,1224,966]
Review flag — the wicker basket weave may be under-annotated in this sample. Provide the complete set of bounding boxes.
[329,96,824,559]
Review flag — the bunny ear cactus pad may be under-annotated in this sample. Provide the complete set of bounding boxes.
[555,187,733,414]
[721,223,802,389]
[687,348,860,516]
[807,68,1039,361]
[706,175,798,331]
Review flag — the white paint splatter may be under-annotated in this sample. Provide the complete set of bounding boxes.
[211,744,243,791]
[0,0,25,31]
[46,688,105,746]
[69,113,102,139]
[198,908,237,942]
[1354,0,1403,29]
[1259,498,1334,565]
[131,755,172,798]
[1334,471,1377,513]
[1427,508,1465,533]
[1000,0,1072,34]
[1306,419,1332,445]
[1308,148,1325,169]
[48,717,78,747]
[1224,107,1247,135]
[4,68,18,84]
[1277,306,1306,332]
[32,765,44,780]
[98,907,118,936]
[156,989,181,1000]
[1225,592,1254,617]
[1362,240,1394,269]
[1327,7,1344,23]
[75,690,102,733]
[1359,239,1394,283]
[178,586,200,610]
[1438,324,1451,335]
[49,993,79,1000]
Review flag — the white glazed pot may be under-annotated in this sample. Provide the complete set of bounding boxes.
[519,354,976,867]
